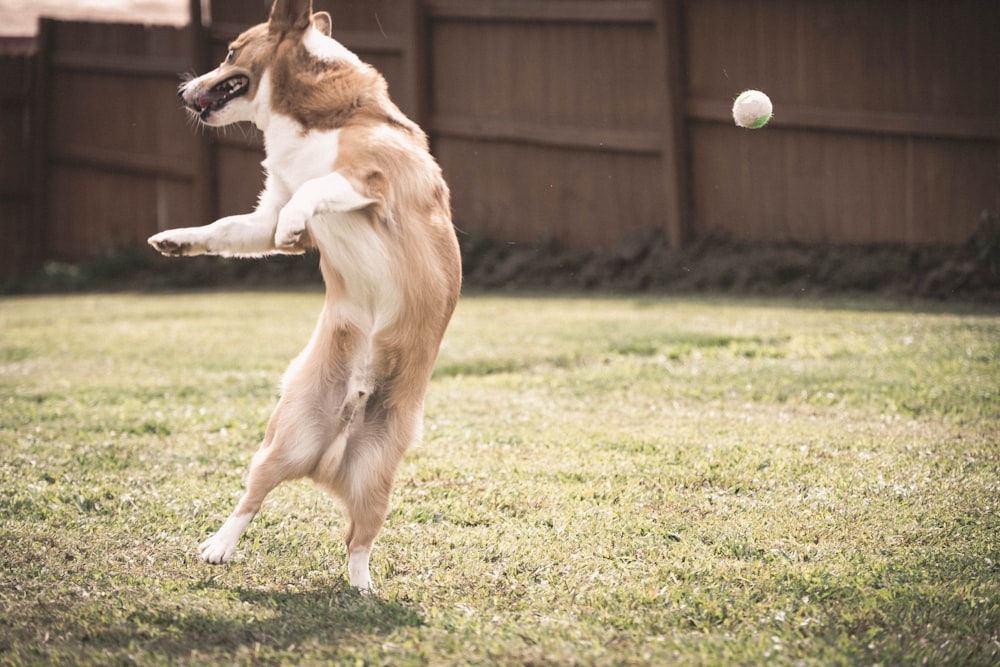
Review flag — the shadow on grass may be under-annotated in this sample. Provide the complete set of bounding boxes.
[74,580,422,661]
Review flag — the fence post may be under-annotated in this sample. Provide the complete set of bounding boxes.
[405,0,429,131]
[29,19,53,267]
[654,0,691,248]
[189,0,216,226]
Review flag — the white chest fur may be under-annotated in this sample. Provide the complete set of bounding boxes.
[263,117,342,195]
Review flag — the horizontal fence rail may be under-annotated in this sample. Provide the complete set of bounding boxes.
[430,115,664,155]
[424,0,658,23]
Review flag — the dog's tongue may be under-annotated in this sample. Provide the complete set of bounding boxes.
[197,90,228,110]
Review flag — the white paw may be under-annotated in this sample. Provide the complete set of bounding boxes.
[274,206,308,250]
[148,229,206,257]
[348,545,373,592]
[198,513,253,564]
[198,533,237,564]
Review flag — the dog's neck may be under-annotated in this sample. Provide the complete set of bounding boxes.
[251,72,275,132]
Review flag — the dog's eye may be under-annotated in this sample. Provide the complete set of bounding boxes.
[225,48,237,64]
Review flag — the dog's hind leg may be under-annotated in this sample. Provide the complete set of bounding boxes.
[198,445,282,564]
[199,399,326,564]
[329,396,421,592]
[200,317,374,564]
[338,442,395,592]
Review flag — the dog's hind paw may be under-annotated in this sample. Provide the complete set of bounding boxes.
[348,545,373,592]
[198,512,253,564]
[198,533,237,564]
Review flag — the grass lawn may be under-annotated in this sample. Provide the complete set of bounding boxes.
[1,291,998,665]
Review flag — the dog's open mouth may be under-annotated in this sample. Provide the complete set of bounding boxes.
[189,75,249,119]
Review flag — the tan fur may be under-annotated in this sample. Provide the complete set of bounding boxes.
[149,0,460,590]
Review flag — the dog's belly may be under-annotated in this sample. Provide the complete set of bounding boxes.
[310,208,402,330]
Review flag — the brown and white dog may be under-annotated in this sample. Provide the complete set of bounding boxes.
[148,0,461,591]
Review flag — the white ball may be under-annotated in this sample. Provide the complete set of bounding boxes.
[732,90,772,129]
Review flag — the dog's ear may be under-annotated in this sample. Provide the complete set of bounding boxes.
[312,11,332,37]
[269,0,313,34]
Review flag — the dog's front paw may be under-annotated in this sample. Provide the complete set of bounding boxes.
[148,229,206,257]
[274,207,309,253]
[199,533,237,564]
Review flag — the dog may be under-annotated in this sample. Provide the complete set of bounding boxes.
[148,0,461,591]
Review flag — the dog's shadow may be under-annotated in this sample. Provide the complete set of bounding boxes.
[114,578,423,658]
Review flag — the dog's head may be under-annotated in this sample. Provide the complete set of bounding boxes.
[178,0,341,126]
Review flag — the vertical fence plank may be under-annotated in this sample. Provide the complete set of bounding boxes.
[30,19,53,268]
[404,0,428,130]
[0,50,37,278]
[189,0,216,227]
[654,0,690,248]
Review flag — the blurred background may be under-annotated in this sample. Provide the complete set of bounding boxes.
[0,0,997,297]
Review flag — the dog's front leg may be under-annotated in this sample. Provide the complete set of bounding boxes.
[149,176,297,257]
[274,173,376,250]
[148,211,290,257]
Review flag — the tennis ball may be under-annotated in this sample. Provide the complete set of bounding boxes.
[732,90,772,129]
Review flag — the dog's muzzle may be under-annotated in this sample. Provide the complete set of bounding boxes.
[180,74,250,120]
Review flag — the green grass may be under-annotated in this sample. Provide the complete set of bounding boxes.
[1,291,998,665]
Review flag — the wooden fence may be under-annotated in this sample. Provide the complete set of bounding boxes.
[36,20,198,263]
[685,0,1000,245]
[2,0,998,278]
[0,49,36,277]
